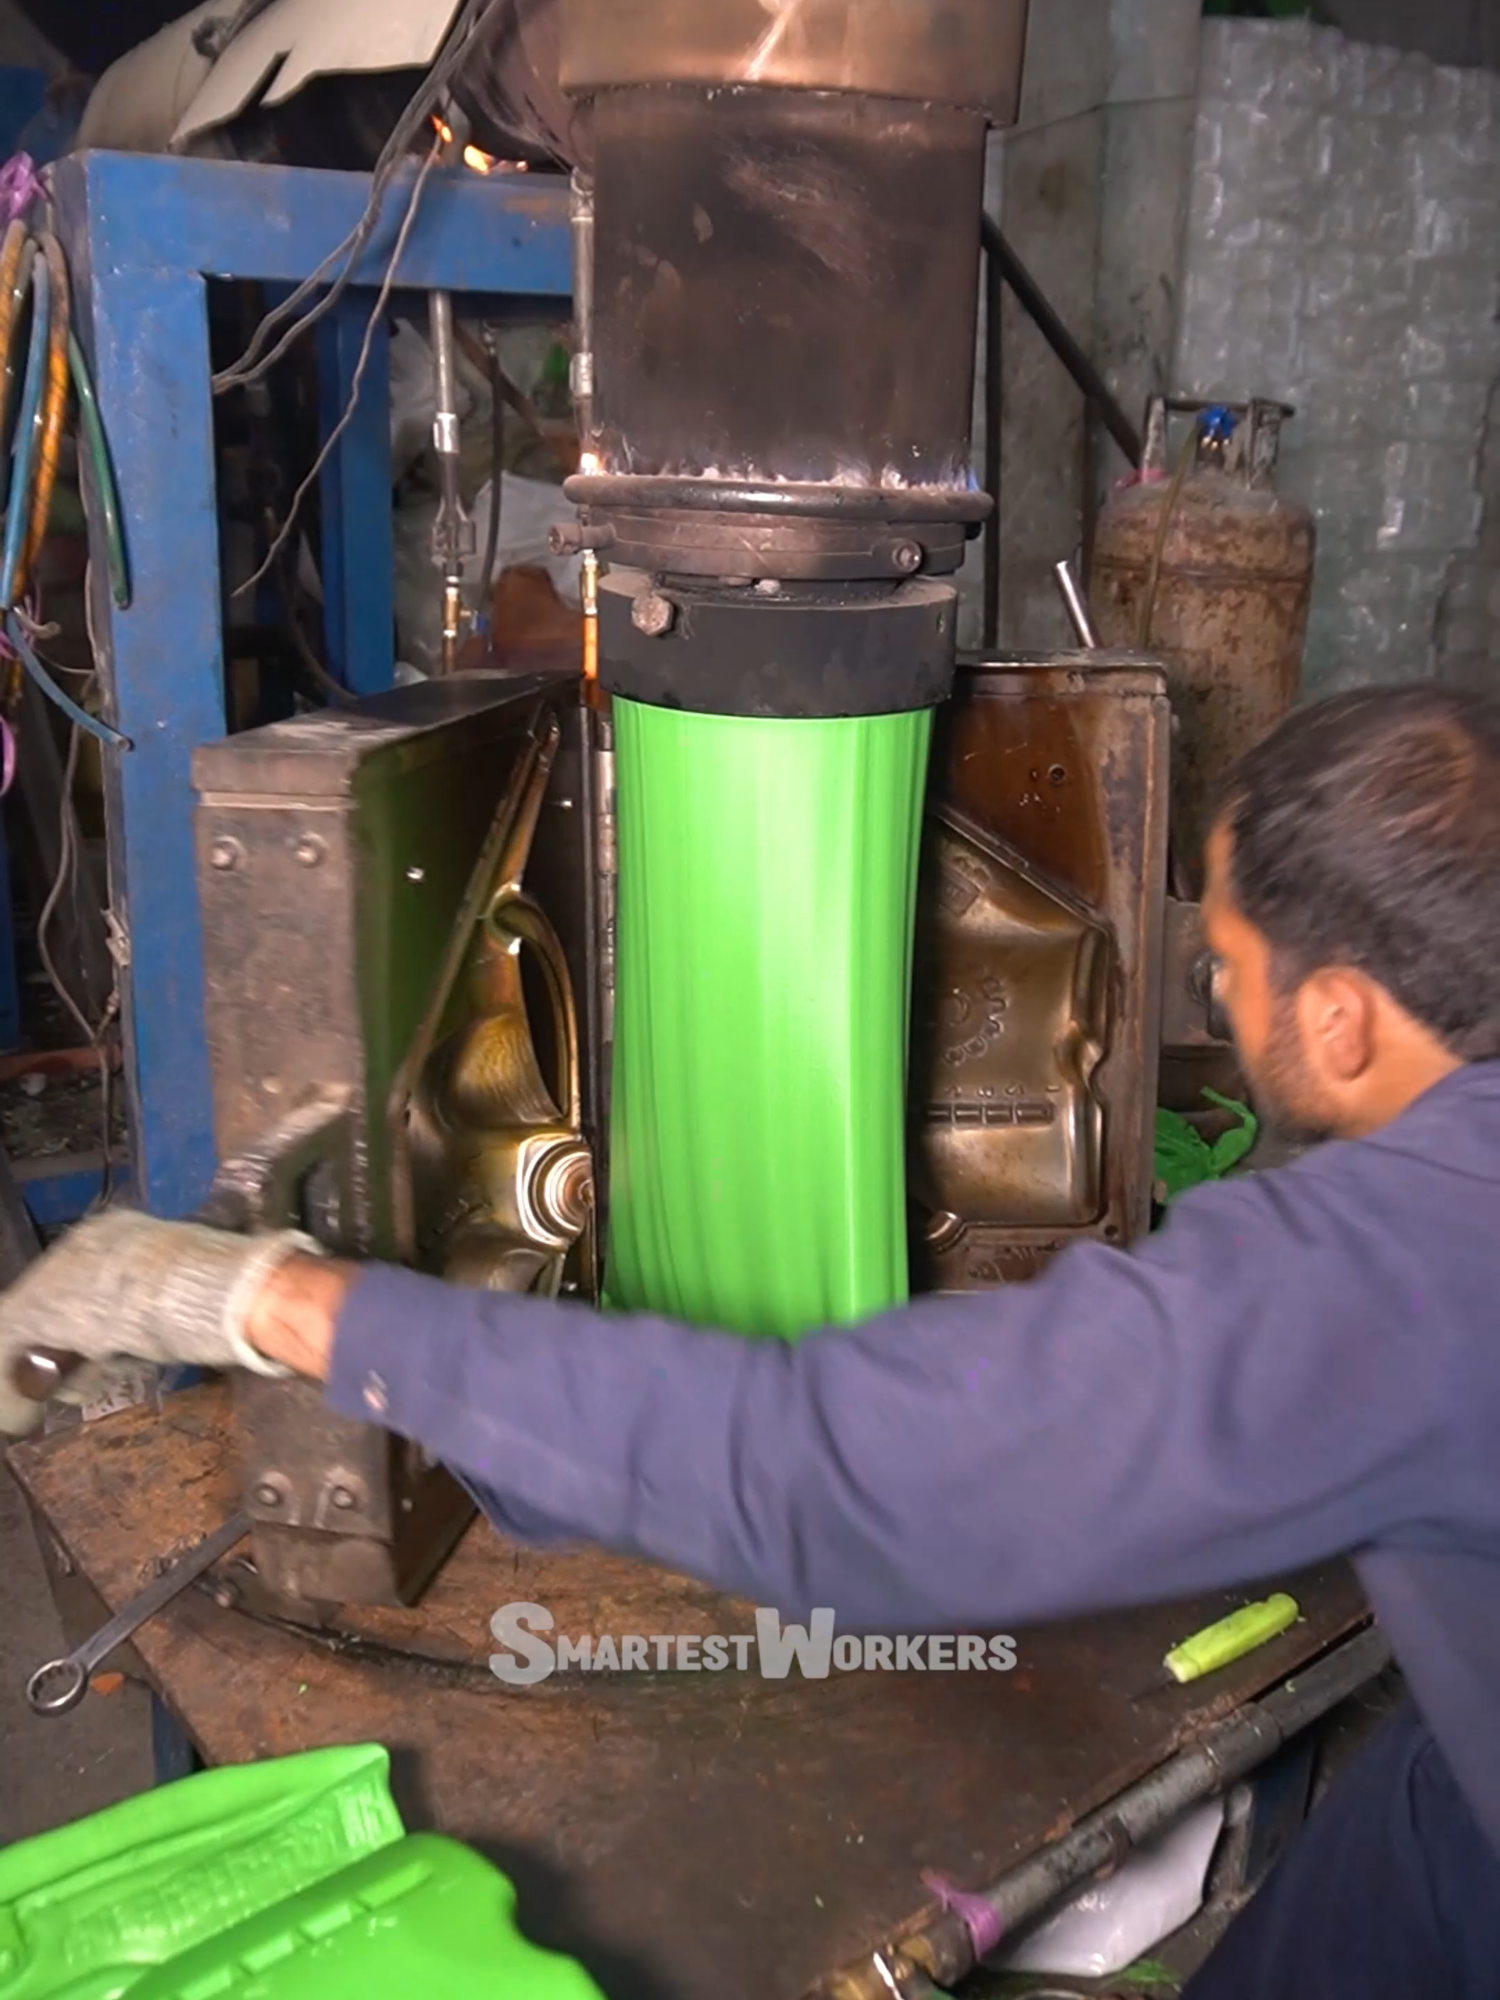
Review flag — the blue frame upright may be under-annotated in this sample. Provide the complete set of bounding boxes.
[52,150,571,1220]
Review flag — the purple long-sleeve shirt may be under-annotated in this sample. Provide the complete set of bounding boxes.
[327,1062,1500,1855]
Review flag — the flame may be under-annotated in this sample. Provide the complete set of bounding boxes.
[578,450,601,475]
[430,117,524,174]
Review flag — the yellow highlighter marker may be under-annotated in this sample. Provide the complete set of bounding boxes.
[1133,1593,1301,1699]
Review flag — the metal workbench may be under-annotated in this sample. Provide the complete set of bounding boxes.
[49,150,571,1223]
[9,1385,1373,2000]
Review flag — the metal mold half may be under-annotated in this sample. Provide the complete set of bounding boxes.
[192,672,597,1607]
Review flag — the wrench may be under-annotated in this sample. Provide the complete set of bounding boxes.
[27,1510,251,1716]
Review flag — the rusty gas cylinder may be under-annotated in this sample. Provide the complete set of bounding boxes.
[1090,396,1314,890]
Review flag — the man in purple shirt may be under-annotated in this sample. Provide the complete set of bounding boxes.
[5,684,1500,1999]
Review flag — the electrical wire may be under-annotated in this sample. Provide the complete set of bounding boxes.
[20,233,69,591]
[5,610,129,747]
[233,136,441,602]
[67,331,129,608]
[35,690,121,1212]
[0,218,29,511]
[273,540,358,708]
[0,242,47,608]
[210,0,494,397]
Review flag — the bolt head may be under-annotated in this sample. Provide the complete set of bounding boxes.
[209,837,243,872]
[253,1482,281,1508]
[891,540,923,574]
[330,1485,358,1511]
[630,590,676,636]
[293,834,325,868]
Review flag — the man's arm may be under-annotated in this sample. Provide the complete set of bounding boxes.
[249,1148,1447,1629]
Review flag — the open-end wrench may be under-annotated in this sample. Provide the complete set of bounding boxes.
[26,1510,251,1715]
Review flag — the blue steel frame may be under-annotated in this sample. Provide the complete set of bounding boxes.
[51,151,570,1220]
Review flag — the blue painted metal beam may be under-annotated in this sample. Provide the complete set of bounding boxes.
[50,149,572,1219]
[59,151,572,305]
[48,236,224,1219]
[317,296,395,697]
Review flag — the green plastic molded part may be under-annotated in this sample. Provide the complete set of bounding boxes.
[0,1745,602,2000]
[128,1834,604,2000]
[606,700,932,1338]
[0,1745,401,2000]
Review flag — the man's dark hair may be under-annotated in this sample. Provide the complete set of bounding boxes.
[1224,684,1500,1061]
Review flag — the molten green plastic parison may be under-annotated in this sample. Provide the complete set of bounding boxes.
[605,699,933,1339]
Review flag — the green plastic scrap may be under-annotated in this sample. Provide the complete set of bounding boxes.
[605,699,931,1339]
[0,1745,602,2000]
[1153,1088,1258,1204]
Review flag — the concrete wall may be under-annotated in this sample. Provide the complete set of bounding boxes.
[1173,21,1500,694]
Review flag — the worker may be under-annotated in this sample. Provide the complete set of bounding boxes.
[4,683,1500,1996]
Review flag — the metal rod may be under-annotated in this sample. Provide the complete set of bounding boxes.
[1053,560,1099,649]
[818,1624,1391,2000]
[569,170,595,458]
[428,287,468,673]
[980,1626,1389,1941]
[981,220,1002,649]
[1081,393,1099,583]
[981,215,1142,469]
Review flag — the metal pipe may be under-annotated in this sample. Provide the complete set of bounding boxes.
[981,215,1142,469]
[816,1625,1391,2000]
[428,286,469,673]
[477,324,505,630]
[981,1627,1390,1938]
[981,219,1002,649]
[569,170,595,458]
[1053,559,1099,649]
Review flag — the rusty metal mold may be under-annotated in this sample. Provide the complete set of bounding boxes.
[912,655,1171,1286]
[192,673,598,1606]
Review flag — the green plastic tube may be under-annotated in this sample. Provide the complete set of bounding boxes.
[605,699,932,1339]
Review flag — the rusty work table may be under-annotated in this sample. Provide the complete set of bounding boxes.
[7,1386,1370,2000]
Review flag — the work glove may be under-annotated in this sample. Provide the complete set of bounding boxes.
[0,1208,318,1438]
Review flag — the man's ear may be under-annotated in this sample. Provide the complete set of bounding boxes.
[1295,968,1378,1083]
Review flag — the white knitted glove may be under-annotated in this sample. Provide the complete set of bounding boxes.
[0,1208,320,1437]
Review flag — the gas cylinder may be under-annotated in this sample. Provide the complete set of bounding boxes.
[1090,396,1315,890]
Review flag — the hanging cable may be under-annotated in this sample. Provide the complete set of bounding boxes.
[4,610,129,748]
[272,537,358,709]
[67,331,129,609]
[210,0,493,397]
[20,233,69,592]
[233,136,441,602]
[0,219,30,512]
[0,242,47,609]
[35,636,122,1211]
[0,229,129,746]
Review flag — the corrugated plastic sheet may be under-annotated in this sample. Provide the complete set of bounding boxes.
[604,699,931,1339]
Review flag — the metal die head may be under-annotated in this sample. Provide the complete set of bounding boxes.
[390,714,596,1299]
